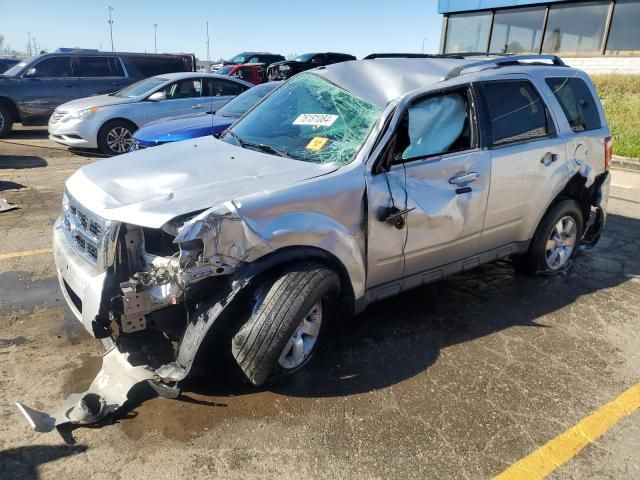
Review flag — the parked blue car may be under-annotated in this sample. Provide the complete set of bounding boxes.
[131,81,283,150]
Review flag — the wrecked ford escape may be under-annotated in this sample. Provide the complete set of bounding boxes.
[17,54,612,432]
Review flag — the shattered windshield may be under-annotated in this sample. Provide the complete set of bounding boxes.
[222,73,382,165]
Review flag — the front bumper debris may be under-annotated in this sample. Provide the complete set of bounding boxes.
[16,346,154,432]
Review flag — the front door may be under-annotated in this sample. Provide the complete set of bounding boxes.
[366,86,490,298]
[146,78,204,124]
[19,56,81,123]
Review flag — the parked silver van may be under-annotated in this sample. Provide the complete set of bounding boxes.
[17,54,612,432]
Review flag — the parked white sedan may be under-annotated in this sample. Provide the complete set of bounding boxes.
[48,72,253,155]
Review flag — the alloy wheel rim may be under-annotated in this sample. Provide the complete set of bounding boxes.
[106,126,133,153]
[545,215,577,270]
[278,302,322,370]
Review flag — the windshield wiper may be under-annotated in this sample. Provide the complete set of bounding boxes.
[227,131,290,158]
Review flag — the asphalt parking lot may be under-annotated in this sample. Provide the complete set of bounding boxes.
[1,126,639,480]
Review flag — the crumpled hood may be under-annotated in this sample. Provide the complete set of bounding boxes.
[57,94,137,112]
[65,136,339,228]
[134,113,233,143]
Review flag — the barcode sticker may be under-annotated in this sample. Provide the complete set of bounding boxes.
[293,114,338,127]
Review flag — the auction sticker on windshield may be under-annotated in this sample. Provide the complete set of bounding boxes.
[293,114,338,127]
[306,137,330,151]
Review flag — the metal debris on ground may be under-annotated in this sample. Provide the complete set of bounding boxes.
[0,197,18,212]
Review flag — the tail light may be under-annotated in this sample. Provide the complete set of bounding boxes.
[604,136,613,171]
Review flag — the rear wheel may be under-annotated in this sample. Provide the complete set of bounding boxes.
[231,263,340,386]
[97,119,136,155]
[513,199,584,275]
[0,103,14,137]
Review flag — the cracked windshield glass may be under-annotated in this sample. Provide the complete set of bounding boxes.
[222,73,382,165]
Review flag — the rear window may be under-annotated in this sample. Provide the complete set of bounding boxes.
[546,77,601,132]
[77,56,124,77]
[128,56,188,77]
[483,80,549,146]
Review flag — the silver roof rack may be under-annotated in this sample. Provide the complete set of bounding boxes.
[445,54,567,80]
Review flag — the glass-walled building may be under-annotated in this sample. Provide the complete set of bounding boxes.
[438,0,640,72]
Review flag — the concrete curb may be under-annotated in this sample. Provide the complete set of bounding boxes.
[612,155,640,171]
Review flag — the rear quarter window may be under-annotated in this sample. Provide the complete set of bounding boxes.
[127,56,188,77]
[482,80,550,146]
[546,77,601,132]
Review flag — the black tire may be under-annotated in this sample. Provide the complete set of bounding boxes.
[513,199,584,275]
[97,119,137,155]
[0,103,14,137]
[231,263,340,386]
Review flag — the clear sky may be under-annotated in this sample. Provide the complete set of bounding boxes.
[0,0,443,60]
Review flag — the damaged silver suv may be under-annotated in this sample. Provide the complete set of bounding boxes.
[18,54,612,432]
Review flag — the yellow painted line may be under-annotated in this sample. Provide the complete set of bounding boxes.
[494,383,640,480]
[0,169,78,177]
[0,248,53,261]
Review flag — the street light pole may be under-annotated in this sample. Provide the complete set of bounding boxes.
[27,32,32,56]
[153,24,158,53]
[206,21,210,72]
[107,6,115,52]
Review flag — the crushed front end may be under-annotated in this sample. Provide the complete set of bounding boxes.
[17,192,267,432]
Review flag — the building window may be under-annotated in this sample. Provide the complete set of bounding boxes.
[541,1,609,56]
[489,6,546,54]
[444,12,492,53]
[606,0,640,55]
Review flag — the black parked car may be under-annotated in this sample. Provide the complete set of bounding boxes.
[223,52,285,67]
[0,50,196,137]
[267,52,356,81]
[0,58,20,74]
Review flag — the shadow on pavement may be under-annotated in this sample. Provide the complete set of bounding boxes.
[0,445,87,480]
[185,212,640,399]
[0,155,47,169]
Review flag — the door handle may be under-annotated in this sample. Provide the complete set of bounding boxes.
[541,152,559,166]
[191,104,204,109]
[449,172,479,185]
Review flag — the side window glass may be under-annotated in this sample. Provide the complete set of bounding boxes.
[483,81,548,146]
[206,79,244,96]
[397,91,472,161]
[77,56,120,77]
[29,57,72,78]
[162,79,201,99]
[546,77,601,132]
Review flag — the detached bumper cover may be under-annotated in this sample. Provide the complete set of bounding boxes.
[16,346,155,432]
[582,171,611,247]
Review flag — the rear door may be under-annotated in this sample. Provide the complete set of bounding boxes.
[145,77,204,123]
[203,77,248,111]
[76,56,127,96]
[19,56,80,122]
[477,77,569,252]
[366,85,491,295]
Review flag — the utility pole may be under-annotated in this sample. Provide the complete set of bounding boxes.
[32,37,37,55]
[206,21,210,72]
[27,32,32,56]
[107,5,115,52]
[422,37,428,54]
[153,24,158,53]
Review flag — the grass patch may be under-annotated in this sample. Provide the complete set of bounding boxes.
[591,74,640,159]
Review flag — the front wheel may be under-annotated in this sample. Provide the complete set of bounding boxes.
[231,263,340,386]
[513,199,584,275]
[0,103,14,137]
[97,119,136,155]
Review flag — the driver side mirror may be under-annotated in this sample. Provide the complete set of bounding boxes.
[148,91,166,102]
[25,67,37,77]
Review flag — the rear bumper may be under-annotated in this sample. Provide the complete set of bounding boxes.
[53,216,107,336]
[582,171,611,247]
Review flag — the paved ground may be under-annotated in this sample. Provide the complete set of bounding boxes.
[1,126,639,480]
